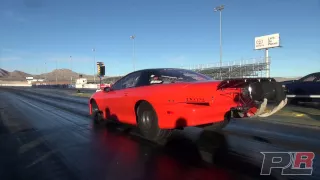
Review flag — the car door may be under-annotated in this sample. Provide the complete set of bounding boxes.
[305,75,320,99]
[293,74,316,96]
[99,77,124,121]
[314,77,320,96]
[287,73,320,98]
[310,75,320,96]
[112,71,144,124]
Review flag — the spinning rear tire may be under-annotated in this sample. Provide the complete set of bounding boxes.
[137,102,172,142]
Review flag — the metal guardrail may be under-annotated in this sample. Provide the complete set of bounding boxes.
[0,84,32,87]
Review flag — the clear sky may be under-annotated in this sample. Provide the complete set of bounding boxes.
[0,0,319,77]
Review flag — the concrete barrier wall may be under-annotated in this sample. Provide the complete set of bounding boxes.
[0,84,32,87]
[75,84,98,89]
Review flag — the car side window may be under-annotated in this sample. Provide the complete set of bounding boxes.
[147,70,177,85]
[302,75,315,82]
[120,72,142,89]
[110,78,123,91]
[299,73,320,82]
[315,74,320,82]
[147,71,164,85]
[135,71,152,87]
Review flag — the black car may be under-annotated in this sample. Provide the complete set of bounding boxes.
[282,72,320,103]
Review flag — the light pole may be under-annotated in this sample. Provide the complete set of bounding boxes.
[70,56,73,84]
[70,56,72,72]
[92,48,96,83]
[44,62,47,81]
[214,5,224,78]
[0,48,2,70]
[55,59,58,84]
[130,35,136,71]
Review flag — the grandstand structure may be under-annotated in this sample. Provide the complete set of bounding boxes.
[184,57,270,80]
[102,57,270,83]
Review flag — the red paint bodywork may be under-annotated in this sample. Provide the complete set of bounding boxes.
[89,81,250,129]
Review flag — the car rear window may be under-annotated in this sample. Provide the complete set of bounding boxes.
[150,69,212,84]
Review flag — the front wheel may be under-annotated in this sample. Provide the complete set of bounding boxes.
[137,102,172,142]
[91,101,103,125]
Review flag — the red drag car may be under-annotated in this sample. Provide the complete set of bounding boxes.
[89,68,287,141]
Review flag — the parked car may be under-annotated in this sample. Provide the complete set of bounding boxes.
[282,72,320,103]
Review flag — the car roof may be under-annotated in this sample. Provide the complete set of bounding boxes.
[133,68,186,72]
[300,72,320,79]
[126,68,192,75]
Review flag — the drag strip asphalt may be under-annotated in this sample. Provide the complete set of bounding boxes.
[1,88,320,180]
[0,90,245,180]
[8,87,320,150]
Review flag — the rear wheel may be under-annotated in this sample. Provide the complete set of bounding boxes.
[91,101,104,124]
[137,102,172,142]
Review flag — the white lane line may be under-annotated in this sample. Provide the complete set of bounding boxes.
[287,95,320,98]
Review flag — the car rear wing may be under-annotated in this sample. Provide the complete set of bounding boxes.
[217,78,287,118]
[217,78,276,90]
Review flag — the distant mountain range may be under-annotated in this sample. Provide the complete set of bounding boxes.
[0,68,96,81]
[0,68,300,82]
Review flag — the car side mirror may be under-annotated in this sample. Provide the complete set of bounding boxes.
[104,87,111,92]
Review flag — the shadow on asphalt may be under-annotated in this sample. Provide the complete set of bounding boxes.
[91,122,280,180]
